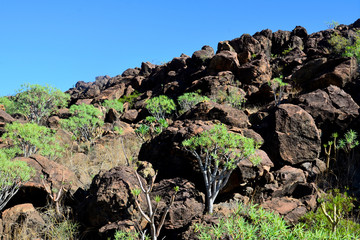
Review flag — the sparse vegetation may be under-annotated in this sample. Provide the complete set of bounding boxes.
[60,103,104,145]
[182,124,260,213]
[146,95,176,120]
[268,76,288,106]
[101,99,124,113]
[328,30,360,62]
[214,88,246,110]
[177,92,209,114]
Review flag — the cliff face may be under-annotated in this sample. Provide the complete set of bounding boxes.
[1,19,360,239]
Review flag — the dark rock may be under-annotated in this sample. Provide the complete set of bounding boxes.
[140,62,156,77]
[270,104,321,165]
[272,30,291,54]
[208,51,240,74]
[122,68,140,77]
[179,101,250,128]
[191,45,215,66]
[236,55,272,85]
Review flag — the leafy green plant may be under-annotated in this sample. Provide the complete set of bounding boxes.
[301,189,359,236]
[327,20,340,29]
[182,124,260,213]
[2,122,64,158]
[114,229,148,240]
[132,171,178,240]
[282,47,293,55]
[135,116,169,142]
[146,95,176,120]
[101,99,124,113]
[323,132,339,169]
[268,76,288,106]
[214,88,246,110]
[177,92,209,114]
[118,91,141,108]
[10,84,70,125]
[0,151,35,211]
[61,103,104,145]
[328,30,360,62]
[0,96,17,114]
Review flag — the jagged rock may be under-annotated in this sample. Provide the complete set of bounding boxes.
[7,154,82,209]
[296,85,360,136]
[179,101,250,128]
[140,61,156,77]
[236,55,272,85]
[121,109,139,123]
[1,203,45,238]
[0,109,15,135]
[253,32,272,59]
[47,115,61,128]
[208,51,240,74]
[261,197,307,223]
[151,178,204,238]
[272,30,291,54]
[291,57,358,91]
[191,45,215,66]
[291,26,308,40]
[95,83,127,101]
[77,166,147,235]
[270,104,321,165]
[227,34,262,56]
[122,68,140,77]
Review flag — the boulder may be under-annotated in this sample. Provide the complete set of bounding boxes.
[272,30,291,54]
[208,51,240,74]
[78,166,148,235]
[291,57,358,91]
[297,85,359,137]
[0,109,15,135]
[271,104,321,165]
[236,55,272,85]
[179,101,250,128]
[191,45,215,66]
[1,203,45,238]
[261,197,307,223]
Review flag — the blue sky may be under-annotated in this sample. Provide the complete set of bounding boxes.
[0,0,359,96]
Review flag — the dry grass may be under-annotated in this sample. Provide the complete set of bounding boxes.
[56,133,142,188]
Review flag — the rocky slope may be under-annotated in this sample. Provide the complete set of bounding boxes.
[1,18,360,239]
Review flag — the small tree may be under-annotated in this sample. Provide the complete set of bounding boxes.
[12,84,70,125]
[132,171,178,240]
[101,99,124,113]
[0,150,35,211]
[61,103,104,145]
[177,92,209,114]
[2,122,64,158]
[182,124,260,214]
[268,76,288,106]
[146,95,176,120]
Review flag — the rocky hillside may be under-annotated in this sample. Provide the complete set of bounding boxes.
[1,19,360,239]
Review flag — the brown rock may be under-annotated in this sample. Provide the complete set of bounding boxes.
[208,51,240,74]
[95,83,126,101]
[1,203,45,237]
[261,197,307,223]
[75,98,93,105]
[273,104,321,165]
[180,101,250,128]
[236,55,272,86]
[192,45,215,66]
[297,85,359,135]
[121,109,139,123]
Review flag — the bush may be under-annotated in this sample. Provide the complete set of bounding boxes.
[182,124,260,213]
[2,122,64,158]
[195,201,360,239]
[268,76,288,106]
[328,30,360,62]
[118,90,141,108]
[214,88,246,110]
[146,95,176,120]
[10,84,70,125]
[101,99,124,113]
[0,151,35,211]
[0,96,17,114]
[177,92,209,114]
[61,104,104,144]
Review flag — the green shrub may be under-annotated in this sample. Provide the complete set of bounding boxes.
[177,92,209,114]
[135,116,169,142]
[101,99,124,113]
[268,76,288,106]
[118,91,141,108]
[0,96,17,114]
[301,189,360,236]
[114,229,145,240]
[2,122,64,159]
[182,124,260,213]
[10,84,70,125]
[195,201,360,239]
[61,104,104,144]
[328,30,360,62]
[0,151,35,211]
[146,95,176,120]
[214,88,246,110]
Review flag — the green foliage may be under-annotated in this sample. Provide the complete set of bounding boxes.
[177,92,209,114]
[114,229,145,240]
[0,151,35,211]
[327,20,340,29]
[11,84,70,125]
[195,201,360,239]
[301,189,360,236]
[135,116,169,142]
[0,96,17,114]
[268,76,288,106]
[2,122,64,158]
[182,124,260,213]
[282,47,293,55]
[214,88,246,110]
[328,30,360,62]
[118,91,141,108]
[146,95,176,120]
[61,104,104,144]
[337,129,359,153]
[101,99,124,113]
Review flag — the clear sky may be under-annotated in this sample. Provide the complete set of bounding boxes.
[0,0,359,96]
